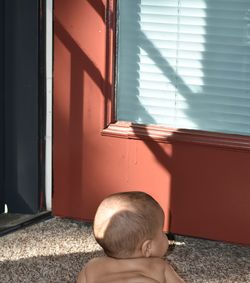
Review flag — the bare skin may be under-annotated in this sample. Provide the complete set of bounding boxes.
[77,192,185,283]
[77,256,184,283]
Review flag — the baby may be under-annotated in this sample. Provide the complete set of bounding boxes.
[77,191,185,283]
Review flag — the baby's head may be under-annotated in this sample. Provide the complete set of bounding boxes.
[93,191,168,259]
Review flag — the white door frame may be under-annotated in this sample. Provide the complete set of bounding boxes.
[45,0,53,210]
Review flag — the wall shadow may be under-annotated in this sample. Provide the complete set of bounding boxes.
[117,0,250,134]
[115,0,250,238]
[54,0,250,243]
[54,16,112,209]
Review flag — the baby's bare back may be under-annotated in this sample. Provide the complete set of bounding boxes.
[77,256,184,283]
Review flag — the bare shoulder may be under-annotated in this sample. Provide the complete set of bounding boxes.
[77,257,184,283]
[78,257,168,283]
[77,266,87,283]
[76,257,106,283]
[163,261,185,283]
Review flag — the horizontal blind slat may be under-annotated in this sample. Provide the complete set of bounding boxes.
[117,0,250,136]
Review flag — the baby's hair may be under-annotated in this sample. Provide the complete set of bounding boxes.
[93,191,164,258]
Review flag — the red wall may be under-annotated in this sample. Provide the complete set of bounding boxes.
[53,0,250,245]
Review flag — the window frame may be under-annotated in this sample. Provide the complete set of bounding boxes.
[102,0,250,151]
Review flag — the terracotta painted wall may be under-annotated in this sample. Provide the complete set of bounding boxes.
[53,0,250,245]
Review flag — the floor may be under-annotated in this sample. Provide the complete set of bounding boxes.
[0,211,52,236]
[0,217,249,283]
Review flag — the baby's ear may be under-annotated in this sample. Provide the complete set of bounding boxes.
[141,240,152,258]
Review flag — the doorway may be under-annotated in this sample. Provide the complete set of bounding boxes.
[0,0,52,235]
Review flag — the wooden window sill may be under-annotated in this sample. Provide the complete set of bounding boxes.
[102,122,250,151]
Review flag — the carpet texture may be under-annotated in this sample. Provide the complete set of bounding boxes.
[0,218,249,283]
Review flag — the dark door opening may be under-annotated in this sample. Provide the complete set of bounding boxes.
[0,0,50,235]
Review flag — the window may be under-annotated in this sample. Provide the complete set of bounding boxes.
[115,0,250,138]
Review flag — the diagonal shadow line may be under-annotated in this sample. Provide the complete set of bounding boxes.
[54,5,173,227]
[54,17,111,95]
[131,123,172,171]
[126,31,194,171]
[139,31,194,100]
[54,11,173,172]
[86,0,106,24]
[54,17,111,211]
[86,0,114,33]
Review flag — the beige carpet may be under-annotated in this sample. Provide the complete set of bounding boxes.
[0,217,249,283]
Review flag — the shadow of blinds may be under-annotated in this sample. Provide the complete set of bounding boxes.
[116,0,250,136]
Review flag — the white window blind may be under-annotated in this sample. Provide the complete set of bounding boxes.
[116,0,250,136]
